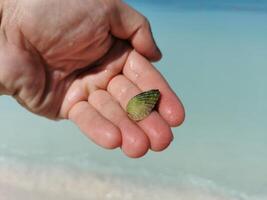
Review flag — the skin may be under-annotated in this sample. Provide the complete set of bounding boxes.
[0,0,185,158]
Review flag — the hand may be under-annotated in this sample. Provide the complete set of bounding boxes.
[0,0,185,158]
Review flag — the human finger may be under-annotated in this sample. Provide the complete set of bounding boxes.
[123,51,185,127]
[108,75,173,151]
[88,90,150,158]
[68,101,121,149]
[109,0,162,61]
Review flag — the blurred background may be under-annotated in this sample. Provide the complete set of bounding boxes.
[0,0,267,199]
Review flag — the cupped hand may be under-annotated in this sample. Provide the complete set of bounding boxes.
[0,0,185,157]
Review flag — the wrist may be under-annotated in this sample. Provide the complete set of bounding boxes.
[0,38,18,96]
[0,3,5,95]
[0,29,16,96]
[0,83,6,95]
[0,50,10,95]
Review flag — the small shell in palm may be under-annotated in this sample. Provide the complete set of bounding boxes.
[126,89,160,121]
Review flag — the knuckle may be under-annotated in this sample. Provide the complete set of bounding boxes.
[107,74,124,90]
[89,90,109,107]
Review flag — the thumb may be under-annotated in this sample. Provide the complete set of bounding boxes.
[109,0,162,62]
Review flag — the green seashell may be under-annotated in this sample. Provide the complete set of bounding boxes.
[126,89,160,121]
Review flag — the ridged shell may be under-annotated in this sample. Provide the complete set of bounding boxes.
[126,89,160,121]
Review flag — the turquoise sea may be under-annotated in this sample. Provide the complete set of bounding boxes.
[1,1,267,199]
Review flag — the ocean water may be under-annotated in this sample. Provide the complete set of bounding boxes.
[1,1,267,199]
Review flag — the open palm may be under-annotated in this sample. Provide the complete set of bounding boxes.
[0,0,184,157]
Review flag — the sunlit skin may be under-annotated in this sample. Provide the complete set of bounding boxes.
[0,0,185,158]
